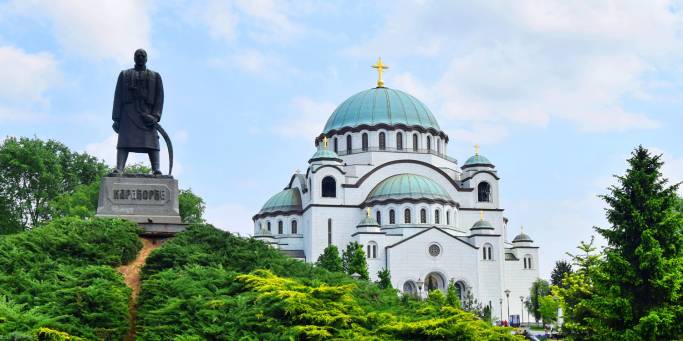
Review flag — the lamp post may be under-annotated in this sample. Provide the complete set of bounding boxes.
[499,298,503,324]
[416,278,424,300]
[520,296,525,327]
[504,289,511,324]
[351,273,361,280]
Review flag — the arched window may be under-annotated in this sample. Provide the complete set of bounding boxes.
[403,281,416,295]
[427,136,432,151]
[389,209,396,224]
[396,132,403,150]
[413,134,419,151]
[420,208,427,223]
[524,255,533,269]
[446,210,451,225]
[322,176,336,198]
[333,138,338,153]
[346,135,352,154]
[434,209,440,224]
[483,243,493,260]
[278,221,283,234]
[327,219,332,246]
[291,220,298,234]
[379,132,386,150]
[404,208,411,224]
[376,211,381,225]
[478,182,491,202]
[362,133,368,151]
[437,139,441,154]
[267,221,271,231]
[366,242,378,259]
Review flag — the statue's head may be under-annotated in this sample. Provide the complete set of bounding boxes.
[134,49,147,67]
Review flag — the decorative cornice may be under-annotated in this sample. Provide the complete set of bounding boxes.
[361,197,460,208]
[316,123,449,145]
[311,164,346,174]
[461,170,500,181]
[386,226,478,250]
[461,163,495,170]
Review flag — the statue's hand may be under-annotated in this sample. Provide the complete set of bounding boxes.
[112,121,119,133]
[143,114,157,127]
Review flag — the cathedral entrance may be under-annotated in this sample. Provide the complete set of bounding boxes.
[424,272,446,292]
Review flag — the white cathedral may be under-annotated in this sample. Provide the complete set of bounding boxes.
[253,60,539,322]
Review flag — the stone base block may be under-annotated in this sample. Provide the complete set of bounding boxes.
[96,174,182,225]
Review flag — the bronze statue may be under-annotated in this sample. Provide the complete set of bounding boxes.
[112,49,172,175]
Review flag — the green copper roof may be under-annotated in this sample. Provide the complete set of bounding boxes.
[366,174,452,203]
[512,232,533,243]
[471,219,494,230]
[260,188,302,213]
[323,87,441,133]
[310,148,339,160]
[464,154,492,166]
[357,215,380,227]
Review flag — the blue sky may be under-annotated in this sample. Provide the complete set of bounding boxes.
[1,1,682,279]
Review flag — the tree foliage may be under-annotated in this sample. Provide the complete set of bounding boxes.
[136,224,522,340]
[550,259,573,287]
[178,188,205,224]
[538,295,559,327]
[0,137,107,232]
[316,245,344,273]
[528,279,550,323]
[377,267,392,289]
[0,217,141,339]
[341,241,369,280]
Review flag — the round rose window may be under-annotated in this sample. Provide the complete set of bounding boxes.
[428,244,441,257]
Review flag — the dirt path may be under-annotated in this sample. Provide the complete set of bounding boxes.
[118,237,162,341]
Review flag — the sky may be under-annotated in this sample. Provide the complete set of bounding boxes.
[1,0,682,279]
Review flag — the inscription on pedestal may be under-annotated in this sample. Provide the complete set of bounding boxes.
[109,184,170,205]
[96,175,181,224]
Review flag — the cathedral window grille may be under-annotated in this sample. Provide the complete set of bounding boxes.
[396,132,403,150]
[278,221,283,234]
[404,208,411,223]
[428,244,441,257]
[420,208,427,224]
[478,182,491,202]
[379,132,386,150]
[322,176,336,198]
[389,209,396,224]
[267,221,271,231]
[483,243,493,260]
[434,210,440,224]
[376,211,381,225]
[333,138,338,153]
[413,134,419,151]
[327,219,332,246]
[362,133,369,151]
[346,135,352,154]
[427,136,431,151]
[291,220,297,234]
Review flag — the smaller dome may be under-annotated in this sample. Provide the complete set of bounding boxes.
[471,219,494,230]
[310,148,341,162]
[512,232,533,243]
[365,174,453,204]
[357,215,380,228]
[463,154,493,168]
[260,188,302,214]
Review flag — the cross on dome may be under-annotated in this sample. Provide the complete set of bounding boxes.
[366,207,372,217]
[474,144,480,156]
[322,136,329,149]
[372,57,389,88]
[480,210,484,221]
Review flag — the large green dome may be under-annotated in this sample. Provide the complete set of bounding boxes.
[365,174,453,203]
[260,188,302,214]
[323,87,441,134]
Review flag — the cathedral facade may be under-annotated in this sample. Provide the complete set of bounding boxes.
[253,65,539,322]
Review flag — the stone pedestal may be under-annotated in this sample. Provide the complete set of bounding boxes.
[96,174,187,235]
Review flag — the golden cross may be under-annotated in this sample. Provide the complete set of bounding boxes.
[521,225,524,233]
[372,57,389,88]
[480,210,484,221]
[322,136,329,149]
[474,144,480,156]
[367,207,372,217]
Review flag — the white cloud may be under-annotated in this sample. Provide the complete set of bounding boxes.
[84,134,182,176]
[205,202,254,236]
[347,1,683,136]
[274,96,336,139]
[10,0,151,63]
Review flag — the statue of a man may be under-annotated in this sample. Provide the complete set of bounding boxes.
[112,49,164,175]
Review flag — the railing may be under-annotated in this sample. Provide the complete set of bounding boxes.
[334,147,458,164]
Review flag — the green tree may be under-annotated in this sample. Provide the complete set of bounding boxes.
[179,188,205,224]
[588,146,683,338]
[341,241,369,280]
[316,245,343,273]
[0,137,107,232]
[538,295,559,327]
[376,267,392,289]
[49,182,100,219]
[445,279,461,308]
[550,259,573,287]
[528,279,550,323]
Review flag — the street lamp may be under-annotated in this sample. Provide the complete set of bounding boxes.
[416,278,424,300]
[499,298,503,324]
[504,289,511,324]
[520,296,525,327]
[351,273,361,280]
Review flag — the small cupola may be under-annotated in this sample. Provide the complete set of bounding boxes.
[512,226,534,246]
[471,210,495,234]
[309,136,342,164]
[462,144,495,170]
[357,207,380,233]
